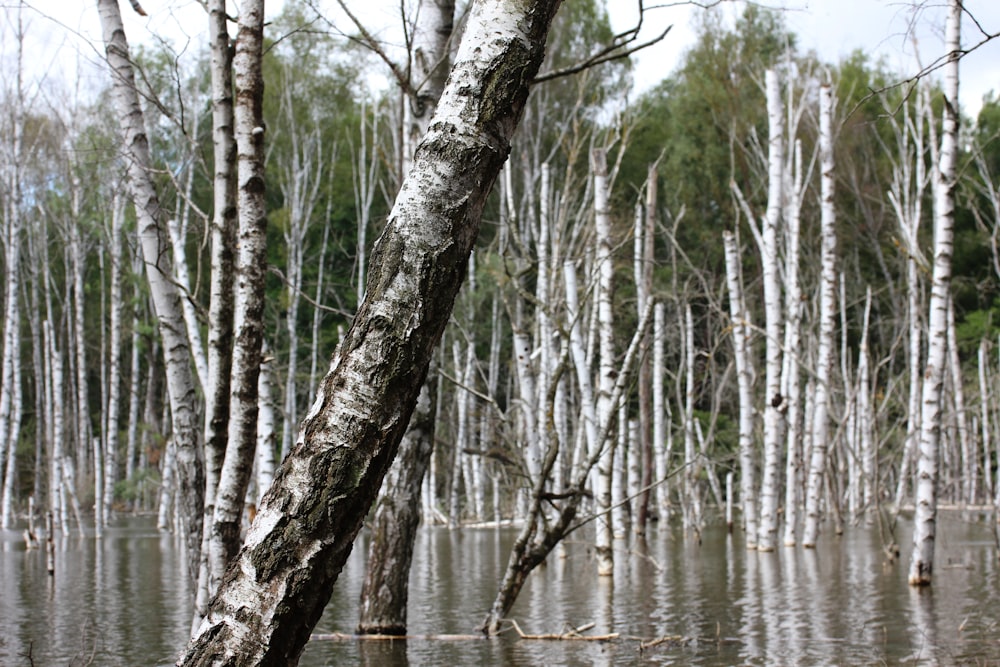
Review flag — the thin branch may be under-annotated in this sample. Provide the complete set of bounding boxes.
[533,26,673,84]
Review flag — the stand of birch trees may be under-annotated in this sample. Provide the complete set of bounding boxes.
[0,0,997,655]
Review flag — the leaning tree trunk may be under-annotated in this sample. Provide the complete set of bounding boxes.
[98,0,204,580]
[180,2,562,663]
[803,84,838,548]
[909,0,960,586]
[357,0,455,637]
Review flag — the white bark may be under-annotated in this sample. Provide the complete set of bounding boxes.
[195,0,237,630]
[757,69,785,552]
[858,286,875,513]
[166,213,209,392]
[782,140,804,547]
[683,303,701,534]
[99,0,204,577]
[0,22,25,527]
[803,83,837,548]
[125,249,143,483]
[355,101,380,305]
[946,300,973,504]
[890,87,931,510]
[563,260,601,484]
[909,0,960,586]
[209,0,268,595]
[181,1,562,659]
[102,196,125,525]
[978,340,992,502]
[69,191,95,531]
[723,230,757,547]
[592,147,616,575]
[256,349,277,505]
[653,302,668,516]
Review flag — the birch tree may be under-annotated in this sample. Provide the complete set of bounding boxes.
[98,0,204,578]
[194,0,237,628]
[756,69,785,552]
[207,0,268,595]
[909,0,961,586]
[357,0,455,636]
[592,146,617,573]
[0,8,25,528]
[180,2,562,662]
[803,84,837,548]
[723,230,757,547]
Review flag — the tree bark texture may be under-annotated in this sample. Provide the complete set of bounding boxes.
[98,0,204,578]
[179,2,561,663]
[195,0,238,630]
[208,0,268,598]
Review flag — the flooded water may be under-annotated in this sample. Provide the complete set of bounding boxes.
[2,514,999,665]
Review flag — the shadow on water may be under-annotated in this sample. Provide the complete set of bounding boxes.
[2,513,999,665]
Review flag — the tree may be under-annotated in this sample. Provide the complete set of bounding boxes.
[909,0,961,587]
[357,0,456,636]
[98,0,205,578]
[179,0,563,662]
[206,0,268,599]
[803,83,838,548]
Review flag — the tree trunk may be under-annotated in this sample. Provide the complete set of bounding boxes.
[356,364,437,635]
[592,146,616,575]
[98,0,205,579]
[194,0,237,630]
[909,0,960,585]
[357,0,456,636]
[208,0,268,596]
[723,231,757,547]
[180,2,561,662]
[102,196,125,525]
[782,141,803,547]
[756,69,785,552]
[636,166,656,534]
[803,84,838,548]
[0,19,25,528]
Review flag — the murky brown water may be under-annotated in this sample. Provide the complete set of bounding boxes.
[2,513,998,665]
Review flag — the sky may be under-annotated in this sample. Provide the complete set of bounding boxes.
[7,0,1000,117]
[609,0,1000,117]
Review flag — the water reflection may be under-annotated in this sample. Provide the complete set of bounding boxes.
[1,513,998,666]
[0,518,192,666]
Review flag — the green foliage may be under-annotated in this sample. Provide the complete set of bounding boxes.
[618,5,798,278]
[115,468,161,504]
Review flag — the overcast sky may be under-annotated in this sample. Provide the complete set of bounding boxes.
[11,0,1000,117]
[610,0,999,116]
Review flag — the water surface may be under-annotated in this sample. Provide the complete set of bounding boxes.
[2,514,998,665]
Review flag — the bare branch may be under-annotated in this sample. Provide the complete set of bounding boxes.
[533,26,673,84]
